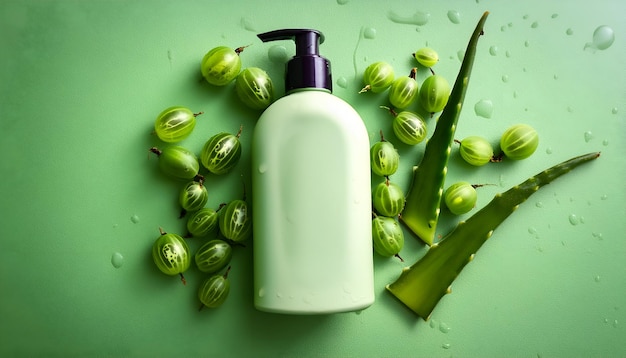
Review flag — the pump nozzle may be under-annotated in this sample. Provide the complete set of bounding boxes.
[257,29,332,92]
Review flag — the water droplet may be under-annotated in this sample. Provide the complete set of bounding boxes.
[600,194,608,200]
[387,10,430,26]
[594,275,601,283]
[531,21,539,28]
[602,139,609,146]
[546,147,553,154]
[268,45,289,63]
[363,27,377,39]
[612,319,618,328]
[553,74,559,80]
[457,49,465,62]
[240,17,257,32]
[442,343,451,349]
[525,40,530,47]
[500,25,507,32]
[112,223,119,229]
[535,201,544,208]
[566,28,574,36]
[489,45,498,56]
[276,292,283,298]
[337,76,348,89]
[568,214,580,226]
[130,214,140,224]
[567,106,574,113]
[584,25,615,52]
[551,13,559,19]
[258,288,266,298]
[505,50,511,58]
[447,10,461,24]
[439,321,451,333]
[429,319,438,329]
[258,164,267,174]
[611,107,618,114]
[584,131,593,142]
[111,252,124,268]
[501,74,509,83]
[336,0,349,4]
[474,99,494,118]
[523,14,529,20]
[528,227,538,235]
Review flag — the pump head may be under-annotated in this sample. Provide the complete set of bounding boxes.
[257,29,332,93]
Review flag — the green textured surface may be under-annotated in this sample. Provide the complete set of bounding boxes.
[1,0,624,357]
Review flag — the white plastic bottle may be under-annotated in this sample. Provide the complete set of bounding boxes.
[252,29,374,314]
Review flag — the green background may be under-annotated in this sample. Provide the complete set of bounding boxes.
[1,0,624,357]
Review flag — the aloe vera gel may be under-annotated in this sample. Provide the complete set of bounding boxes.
[252,29,374,314]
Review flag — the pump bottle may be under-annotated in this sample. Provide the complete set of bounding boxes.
[251,29,374,314]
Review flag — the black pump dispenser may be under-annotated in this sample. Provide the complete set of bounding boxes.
[257,29,332,93]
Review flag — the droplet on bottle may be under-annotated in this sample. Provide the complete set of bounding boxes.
[268,45,289,63]
[505,50,511,58]
[447,10,461,24]
[501,74,509,83]
[111,252,124,268]
[363,27,377,39]
[568,214,580,226]
[566,28,574,36]
[535,201,544,208]
[611,107,618,114]
[551,13,559,19]
[531,21,539,28]
[336,0,349,4]
[584,131,593,142]
[130,214,140,224]
[429,318,438,329]
[258,164,268,174]
[337,76,348,89]
[600,194,608,200]
[474,99,494,118]
[500,25,507,32]
[442,343,451,349]
[528,227,538,235]
[258,288,266,298]
[489,45,498,56]
[553,74,559,80]
[524,40,530,47]
[594,275,601,283]
[546,147,553,154]
[584,25,615,52]
[602,139,609,146]
[592,232,603,240]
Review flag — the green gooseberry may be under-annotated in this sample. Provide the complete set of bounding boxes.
[219,199,251,242]
[154,106,201,143]
[200,45,247,86]
[372,179,405,217]
[179,180,208,216]
[388,68,419,109]
[198,267,231,309]
[500,124,539,160]
[413,47,439,68]
[444,182,477,215]
[149,145,201,180]
[370,131,399,177]
[152,228,191,285]
[458,136,494,166]
[372,216,404,258]
[195,239,233,274]
[418,74,451,113]
[200,126,243,175]
[235,67,274,110]
[360,61,395,93]
[186,207,220,237]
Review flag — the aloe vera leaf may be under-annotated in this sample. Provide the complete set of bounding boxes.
[400,12,489,246]
[387,152,601,319]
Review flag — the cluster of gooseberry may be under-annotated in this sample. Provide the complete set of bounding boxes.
[147,44,274,310]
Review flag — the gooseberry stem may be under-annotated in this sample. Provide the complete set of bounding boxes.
[193,111,204,117]
[235,44,251,55]
[379,105,398,117]
[180,273,187,285]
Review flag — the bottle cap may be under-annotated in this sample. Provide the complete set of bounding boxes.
[257,29,332,93]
